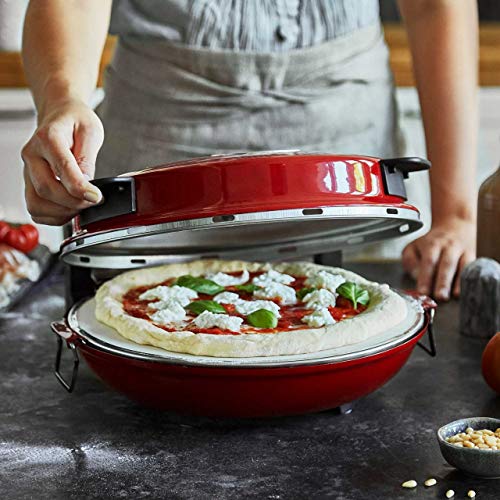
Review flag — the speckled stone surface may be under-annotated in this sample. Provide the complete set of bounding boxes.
[1,262,500,500]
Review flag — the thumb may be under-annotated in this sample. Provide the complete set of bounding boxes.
[72,119,104,181]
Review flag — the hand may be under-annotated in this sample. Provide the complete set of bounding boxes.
[402,217,476,301]
[22,99,104,225]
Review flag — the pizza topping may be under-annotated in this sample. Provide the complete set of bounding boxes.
[247,309,278,329]
[213,291,241,304]
[192,310,243,332]
[301,308,336,327]
[139,285,198,306]
[205,270,249,286]
[214,291,281,317]
[185,300,227,315]
[252,269,295,286]
[304,270,346,293]
[302,289,337,310]
[121,268,370,335]
[235,283,261,293]
[337,281,370,309]
[176,275,224,295]
[296,287,315,301]
[235,299,281,317]
[150,300,187,325]
[254,282,297,305]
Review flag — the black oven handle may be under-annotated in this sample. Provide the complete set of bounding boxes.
[379,157,431,200]
[79,177,137,227]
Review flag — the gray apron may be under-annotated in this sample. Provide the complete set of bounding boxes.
[96,23,427,259]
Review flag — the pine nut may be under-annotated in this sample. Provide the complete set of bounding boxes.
[402,480,417,489]
[446,428,500,450]
[424,478,437,487]
[446,490,455,498]
[485,436,496,446]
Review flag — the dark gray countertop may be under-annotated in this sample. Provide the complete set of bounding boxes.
[1,262,499,500]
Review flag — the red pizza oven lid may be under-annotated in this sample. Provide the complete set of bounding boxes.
[60,151,430,269]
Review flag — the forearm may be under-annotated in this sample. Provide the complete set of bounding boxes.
[398,0,478,225]
[22,0,112,119]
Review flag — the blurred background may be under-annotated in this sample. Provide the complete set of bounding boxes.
[0,0,499,251]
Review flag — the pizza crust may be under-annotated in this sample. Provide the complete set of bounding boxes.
[95,260,407,357]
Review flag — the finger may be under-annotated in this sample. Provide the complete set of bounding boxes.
[416,243,442,295]
[31,215,70,226]
[452,251,475,298]
[25,168,79,221]
[25,157,95,210]
[38,126,102,202]
[72,120,104,180]
[433,245,462,301]
[26,188,77,220]
[402,244,420,280]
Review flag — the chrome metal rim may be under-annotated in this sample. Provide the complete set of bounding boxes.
[61,205,422,268]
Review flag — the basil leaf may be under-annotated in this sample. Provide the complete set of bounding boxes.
[296,287,315,301]
[246,309,278,329]
[235,284,260,293]
[186,300,227,316]
[356,289,370,306]
[336,281,370,309]
[176,275,225,295]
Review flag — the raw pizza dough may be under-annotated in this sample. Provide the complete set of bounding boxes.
[95,260,407,357]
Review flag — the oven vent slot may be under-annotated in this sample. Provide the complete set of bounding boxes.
[302,208,323,216]
[212,215,236,223]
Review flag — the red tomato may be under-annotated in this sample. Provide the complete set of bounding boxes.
[482,332,500,394]
[3,224,39,253]
[0,221,10,241]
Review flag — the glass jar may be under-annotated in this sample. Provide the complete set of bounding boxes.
[477,166,500,262]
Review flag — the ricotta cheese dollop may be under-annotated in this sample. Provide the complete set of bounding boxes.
[150,300,187,325]
[214,292,281,317]
[252,269,295,286]
[302,289,337,310]
[213,291,241,305]
[192,311,243,332]
[304,271,346,293]
[139,285,198,306]
[205,270,250,287]
[235,299,281,317]
[301,308,336,327]
[254,282,297,305]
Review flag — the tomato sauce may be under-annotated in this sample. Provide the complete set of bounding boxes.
[121,271,366,335]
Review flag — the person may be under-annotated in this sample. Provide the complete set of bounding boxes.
[20,0,478,301]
